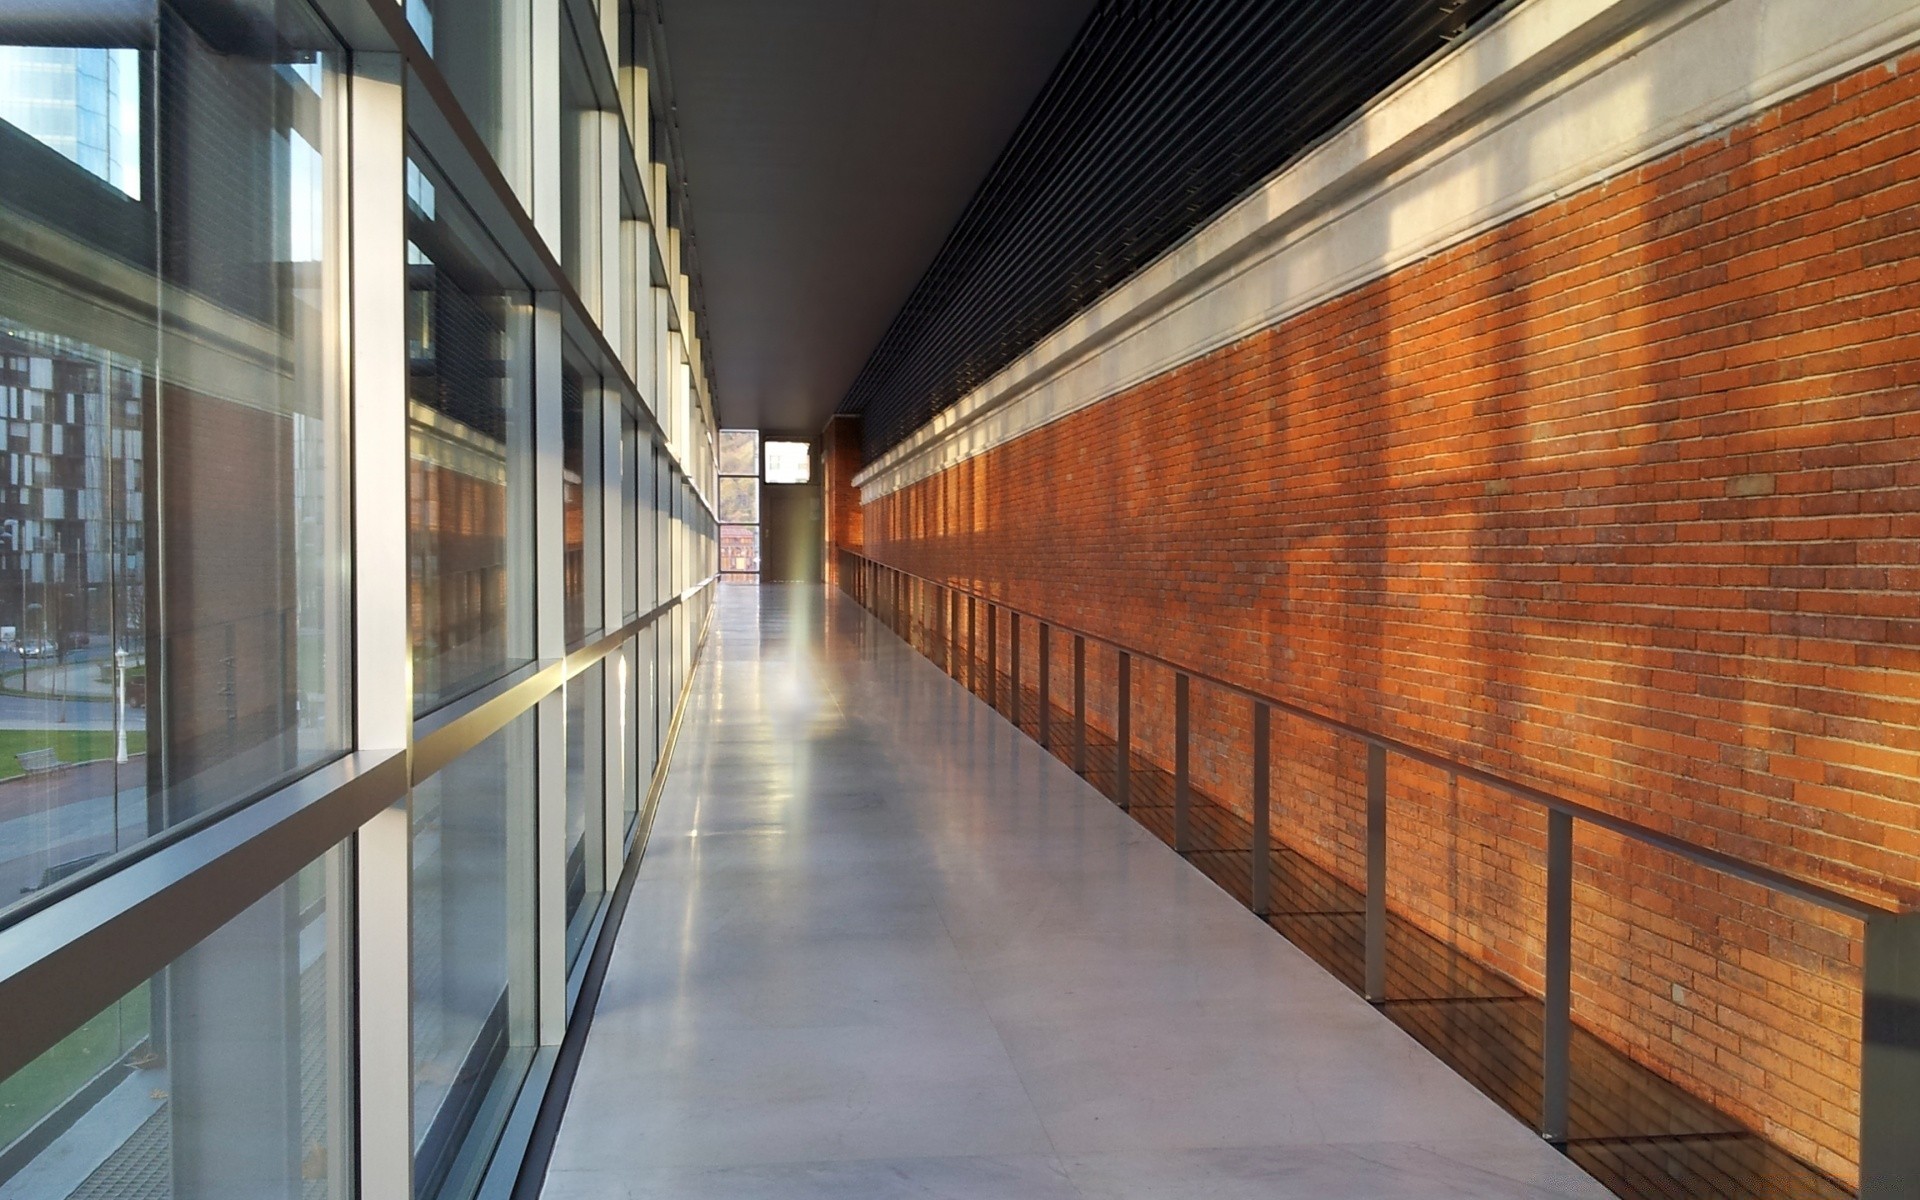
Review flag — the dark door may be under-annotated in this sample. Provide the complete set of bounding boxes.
[761,480,823,582]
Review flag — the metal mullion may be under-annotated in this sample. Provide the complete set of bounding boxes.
[599,387,626,889]
[532,294,568,1046]
[0,750,406,1083]
[347,50,416,1200]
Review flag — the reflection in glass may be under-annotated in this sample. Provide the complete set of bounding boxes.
[412,712,536,1200]
[561,359,601,646]
[559,24,600,314]
[408,0,528,195]
[0,5,352,920]
[0,46,139,198]
[620,412,639,620]
[625,635,645,832]
[0,854,347,1198]
[655,445,671,604]
[407,152,534,713]
[633,420,656,612]
[565,663,604,967]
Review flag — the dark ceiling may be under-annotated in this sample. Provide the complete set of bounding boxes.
[656,0,1096,435]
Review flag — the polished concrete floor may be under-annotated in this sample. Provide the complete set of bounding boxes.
[542,584,1612,1199]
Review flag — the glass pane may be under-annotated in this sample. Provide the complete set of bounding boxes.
[764,440,810,484]
[0,5,352,919]
[720,525,759,574]
[0,47,139,198]
[620,412,638,620]
[411,710,536,1200]
[634,632,656,811]
[565,663,605,968]
[410,0,528,195]
[561,357,601,646]
[559,26,600,315]
[0,853,348,1198]
[716,429,757,477]
[407,151,535,714]
[635,436,656,611]
[654,446,670,605]
[717,476,757,525]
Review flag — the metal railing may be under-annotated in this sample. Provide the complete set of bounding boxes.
[838,549,1918,1198]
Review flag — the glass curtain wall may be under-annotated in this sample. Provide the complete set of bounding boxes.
[405,150,535,714]
[0,0,354,924]
[0,0,720,1197]
[717,429,758,579]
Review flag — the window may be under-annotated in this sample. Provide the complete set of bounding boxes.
[565,664,606,967]
[0,852,349,1198]
[717,430,760,581]
[0,4,352,921]
[407,150,536,714]
[409,0,530,195]
[411,712,538,1200]
[717,430,758,477]
[764,440,811,484]
[559,22,602,314]
[562,354,603,647]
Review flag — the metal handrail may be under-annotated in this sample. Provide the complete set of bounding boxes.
[839,548,1918,1194]
[841,550,1889,921]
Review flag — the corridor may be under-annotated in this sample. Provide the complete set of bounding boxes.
[542,584,1611,1199]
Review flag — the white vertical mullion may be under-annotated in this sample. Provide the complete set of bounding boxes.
[348,51,414,1200]
[598,0,619,82]
[600,387,626,880]
[598,111,621,348]
[531,0,562,256]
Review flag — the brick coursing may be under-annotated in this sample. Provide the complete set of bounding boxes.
[823,416,864,588]
[851,51,1920,1184]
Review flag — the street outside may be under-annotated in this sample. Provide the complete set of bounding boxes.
[0,645,149,905]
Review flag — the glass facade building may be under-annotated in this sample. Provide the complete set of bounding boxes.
[0,1,719,1197]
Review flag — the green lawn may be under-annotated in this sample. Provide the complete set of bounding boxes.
[0,983,149,1151]
[0,728,148,780]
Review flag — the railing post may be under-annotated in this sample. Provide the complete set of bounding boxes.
[986,604,997,710]
[1072,635,1086,774]
[1009,612,1021,726]
[966,596,976,690]
[1543,808,1573,1145]
[1037,623,1051,746]
[1365,742,1388,1003]
[1174,673,1191,852]
[951,591,961,679]
[1860,910,1920,1197]
[1251,701,1271,916]
[1116,652,1131,809]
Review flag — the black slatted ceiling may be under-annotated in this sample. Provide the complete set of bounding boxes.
[840,0,1507,462]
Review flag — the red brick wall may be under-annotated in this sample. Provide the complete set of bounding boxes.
[822,415,864,587]
[859,52,1920,1184]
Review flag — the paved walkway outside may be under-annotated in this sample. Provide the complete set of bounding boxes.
[543,584,1611,1199]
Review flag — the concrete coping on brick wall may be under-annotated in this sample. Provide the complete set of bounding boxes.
[852,0,1920,501]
